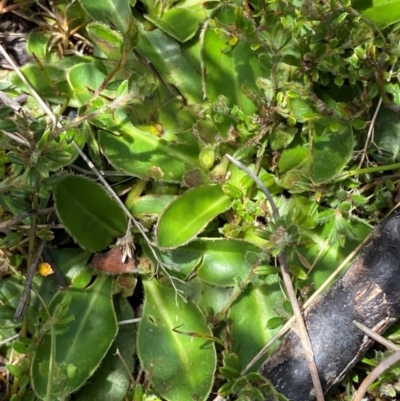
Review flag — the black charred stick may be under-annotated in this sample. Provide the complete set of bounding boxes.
[261,210,400,401]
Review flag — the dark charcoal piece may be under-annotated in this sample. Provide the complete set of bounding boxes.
[261,210,400,401]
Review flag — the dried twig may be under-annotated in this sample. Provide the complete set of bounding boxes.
[14,240,46,319]
[0,207,55,231]
[225,154,325,401]
[357,43,399,170]
[353,320,400,351]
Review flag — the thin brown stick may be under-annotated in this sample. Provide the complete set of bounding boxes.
[0,207,55,231]
[352,350,400,401]
[14,240,46,319]
[353,321,400,352]
[225,154,325,401]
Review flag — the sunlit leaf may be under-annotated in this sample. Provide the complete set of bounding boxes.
[156,185,232,248]
[79,0,135,33]
[202,6,263,122]
[228,276,283,370]
[354,0,400,28]
[97,108,200,182]
[137,279,216,401]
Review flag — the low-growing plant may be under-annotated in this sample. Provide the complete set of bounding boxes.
[1,0,400,400]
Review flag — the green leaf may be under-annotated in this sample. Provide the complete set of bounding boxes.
[155,239,264,285]
[11,57,94,108]
[355,0,400,28]
[228,276,283,370]
[126,194,177,218]
[31,275,118,400]
[79,0,135,34]
[54,175,127,252]
[74,295,136,401]
[137,279,216,401]
[97,110,200,182]
[301,221,371,289]
[156,185,233,248]
[67,62,114,105]
[202,6,263,118]
[137,29,203,103]
[195,239,263,286]
[145,2,207,43]
[26,31,52,62]
[277,136,309,175]
[310,117,354,184]
[86,22,124,60]
[371,106,400,163]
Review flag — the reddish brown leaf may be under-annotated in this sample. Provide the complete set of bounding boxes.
[91,247,135,275]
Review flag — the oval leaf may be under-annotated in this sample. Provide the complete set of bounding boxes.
[137,279,216,401]
[31,275,118,400]
[156,185,232,248]
[54,175,127,252]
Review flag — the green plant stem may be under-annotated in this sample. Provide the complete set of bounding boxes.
[343,162,400,178]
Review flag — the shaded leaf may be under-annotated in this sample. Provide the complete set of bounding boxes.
[54,175,127,252]
[74,295,136,401]
[371,106,400,163]
[310,117,354,184]
[32,275,118,400]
